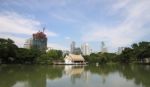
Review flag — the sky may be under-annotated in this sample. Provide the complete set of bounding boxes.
[0,0,150,52]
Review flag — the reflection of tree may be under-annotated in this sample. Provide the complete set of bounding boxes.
[85,64,150,87]
[0,65,29,87]
[47,65,64,80]
[84,64,120,84]
[119,65,150,87]
[0,65,64,87]
[0,65,149,87]
[85,64,118,76]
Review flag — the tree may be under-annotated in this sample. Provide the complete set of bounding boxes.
[16,48,42,64]
[119,41,150,63]
[36,49,63,64]
[0,38,18,63]
[120,48,133,63]
[46,50,63,60]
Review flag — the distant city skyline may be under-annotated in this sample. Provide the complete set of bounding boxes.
[81,43,91,55]
[0,0,150,52]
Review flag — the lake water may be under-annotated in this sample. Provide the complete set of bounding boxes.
[0,64,149,87]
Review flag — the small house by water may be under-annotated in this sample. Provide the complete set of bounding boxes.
[64,54,86,64]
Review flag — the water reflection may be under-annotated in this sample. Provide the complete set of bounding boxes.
[64,65,88,85]
[0,65,64,87]
[0,64,149,87]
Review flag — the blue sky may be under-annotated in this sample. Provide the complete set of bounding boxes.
[0,0,150,52]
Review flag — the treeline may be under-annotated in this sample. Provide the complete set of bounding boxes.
[0,38,63,64]
[0,38,150,64]
[84,52,117,64]
[84,41,150,64]
[117,42,150,63]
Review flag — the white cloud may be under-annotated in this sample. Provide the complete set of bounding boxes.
[0,0,68,10]
[0,11,58,47]
[48,43,68,50]
[0,33,25,47]
[49,9,87,23]
[112,0,130,12]
[45,30,58,37]
[0,11,57,36]
[50,12,77,22]
[82,0,150,52]
[65,37,71,40]
[0,12,39,35]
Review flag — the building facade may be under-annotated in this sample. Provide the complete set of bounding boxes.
[70,41,76,54]
[64,54,85,64]
[24,38,33,49]
[117,47,125,55]
[101,41,107,53]
[24,30,47,51]
[32,31,47,51]
[74,47,82,54]
[81,43,91,55]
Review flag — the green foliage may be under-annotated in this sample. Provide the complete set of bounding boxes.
[0,38,149,64]
[119,48,134,63]
[85,41,150,64]
[0,38,42,64]
[0,38,63,64]
[16,48,42,64]
[84,52,117,64]
[0,38,18,63]
[119,41,150,63]
[47,50,62,60]
[36,50,63,64]
[36,54,51,64]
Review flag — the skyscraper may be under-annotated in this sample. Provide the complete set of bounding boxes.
[74,47,82,55]
[101,41,107,53]
[24,28,47,51]
[81,43,91,55]
[117,47,125,55]
[70,41,76,53]
[24,38,33,49]
[32,30,47,51]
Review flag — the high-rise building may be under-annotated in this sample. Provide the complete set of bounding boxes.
[70,41,76,53]
[74,47,82,55]
[117,47,125,55]
[24,28,47,51]
[70,41,82,54]
[101,41,107,53]
[81,43,91,55]
[24,38,33,49]
[32,30,47,51]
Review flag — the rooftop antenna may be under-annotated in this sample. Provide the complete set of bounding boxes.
[43,27,45,33]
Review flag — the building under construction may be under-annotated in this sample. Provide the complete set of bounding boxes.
[32,29,47,51]
[24,28,47,51]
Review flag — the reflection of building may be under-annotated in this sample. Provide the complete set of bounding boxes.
[64,54,86,64]
[101,41,107,53]
[64,65,89,84]
[64,65,84,76]
[24,38,33,49]
[117,47,125,54]
[81,43,91,55]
